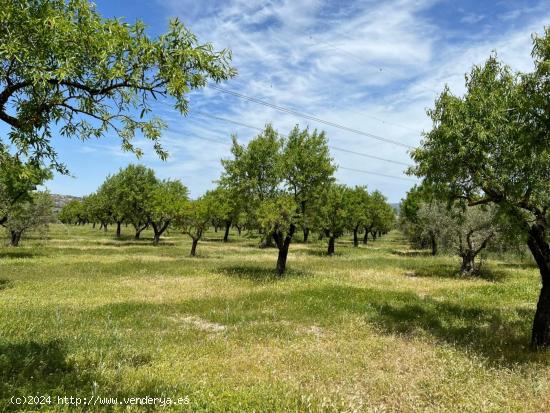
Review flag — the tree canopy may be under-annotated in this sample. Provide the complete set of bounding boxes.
[410,28,550,348]
[0,0,236,170]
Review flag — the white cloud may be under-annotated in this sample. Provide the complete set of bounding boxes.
[52,0,550,202]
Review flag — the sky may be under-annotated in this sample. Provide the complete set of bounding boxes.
[26,0,550,202]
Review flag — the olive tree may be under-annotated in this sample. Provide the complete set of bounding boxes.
[2,191,54,246]
[410,29,550,348]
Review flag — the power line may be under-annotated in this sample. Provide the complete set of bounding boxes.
[167,127,416,183]
[208,85,416,149]
[192,111,413,167]
[338,166,417,182]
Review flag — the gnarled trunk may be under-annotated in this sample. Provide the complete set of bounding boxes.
[527,220,550,348]
[133,223,148,240]
[10,230,22,247]
[151,221,169,246]
[363,227,369,245]
[460,252,475,275]
[116,221,122,238]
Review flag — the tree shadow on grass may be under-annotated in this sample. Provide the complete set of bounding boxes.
[0,340,93,411]
[0,279,12,291]
[411,264,508,282]
[0,339,193,412]
[86,281,544,367]
[218,265,310,282]
[0,250,42,259]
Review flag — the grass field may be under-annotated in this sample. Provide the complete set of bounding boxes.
[1,224,549,412]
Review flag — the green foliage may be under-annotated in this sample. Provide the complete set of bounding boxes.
[58,200,85,224]
[410,44,549,227]
[313,184,350,239]
[282,126,336,235]
[147,179,188,243]
[0,0,236,170]
[0,147,51,223]
[256,194,299,240]
[2,191,54,245]
[220,125,283,205]
[177,196,215,238]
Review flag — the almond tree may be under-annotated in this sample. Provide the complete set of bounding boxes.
[0,0,235,171]
[411,29,550,348]
[176,196,215,256]
[282,126,336,242]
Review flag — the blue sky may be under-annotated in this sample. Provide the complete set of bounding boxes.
[26,0,550,202]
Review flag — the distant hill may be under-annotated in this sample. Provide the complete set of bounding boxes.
[51,194,82,214]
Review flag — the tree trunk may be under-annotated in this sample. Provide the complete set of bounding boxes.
[328,236,335,256]
[92,222,96,229]
[430,234,437,256]
[371,231,377,241]
[527,220,550,348]
[274,224,296,276]
[363,228,369,245]
[276,243,289,275]
[116,221,122,238]
[460,252,475,275]
[237,226,242,236]
[353,225,359,247]
[223,221,231,243]
[303,227,309,243]
[10,230,21,247]
[190,239,199,256]
[153,233,160,245]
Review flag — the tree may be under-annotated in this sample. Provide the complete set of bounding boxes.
[410,29,550,348]
[0,0,236,171]
[362,191,388,244]
[58,199,86,225]
[83,192,112,231]
[347,186,371,247]
[449,205,500,275]
[208,187,242,243]
[282,126,336,242]
[99,173,126,237]
[313,184,350,256]
[220,125,283,247]
[0,147,51,225]
[102,164,158,239]
[415,201,450,256]
[2,191,54,246]
[256,195,299,275]
[147,180,188,245]
[176,196,214,256]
